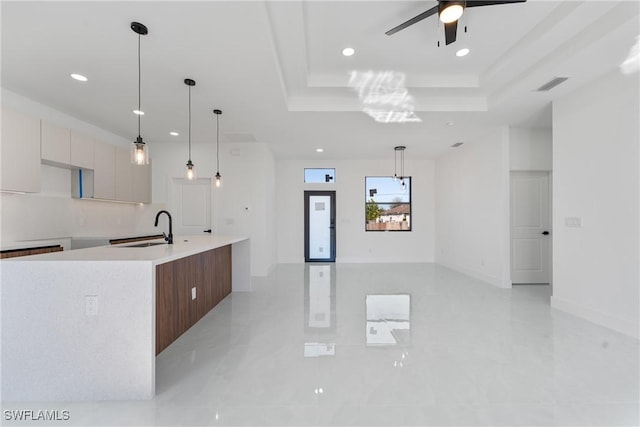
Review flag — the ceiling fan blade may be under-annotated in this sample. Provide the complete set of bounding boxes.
[465,0,526,8]
[385,5,439,36]
[444,20,458,45]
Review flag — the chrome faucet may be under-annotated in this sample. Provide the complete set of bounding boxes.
[154,210,173,244]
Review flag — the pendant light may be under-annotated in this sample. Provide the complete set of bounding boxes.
[184,79,196,180]
[213,109,222,188]
[394,146,407,191]
[130,22,149,165]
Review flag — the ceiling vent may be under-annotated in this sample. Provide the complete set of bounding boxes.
[536,77,569,92]
[222,132,257,143]
[451,142,464,148]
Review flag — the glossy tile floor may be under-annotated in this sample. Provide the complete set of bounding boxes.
[2,263,638,426]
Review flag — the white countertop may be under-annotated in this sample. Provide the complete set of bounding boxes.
[2,235,248,265]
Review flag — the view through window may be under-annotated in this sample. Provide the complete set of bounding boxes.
[304,168,335,183]
[365,176,411,231]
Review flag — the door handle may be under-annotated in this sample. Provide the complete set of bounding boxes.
[204,229,212,233]
[541,231,550,235]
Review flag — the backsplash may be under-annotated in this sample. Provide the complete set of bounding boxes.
[1,165,163,245]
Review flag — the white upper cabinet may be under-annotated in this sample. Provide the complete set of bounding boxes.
[41,120,71,165]
[70,130,94,169]
[92,140,115,200]
[115,147,134,202]
[1,108,41,192]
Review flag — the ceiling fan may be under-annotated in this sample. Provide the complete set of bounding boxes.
[385,0,527,45]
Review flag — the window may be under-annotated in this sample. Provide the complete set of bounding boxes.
[365,176,411,231]
[305,168,335,183]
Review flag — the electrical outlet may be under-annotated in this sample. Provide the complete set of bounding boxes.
[85,295,98,316]
[191,287,196,300]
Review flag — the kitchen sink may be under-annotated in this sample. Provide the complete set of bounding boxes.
[122,242,166,248]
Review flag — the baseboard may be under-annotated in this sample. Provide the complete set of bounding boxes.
[436,260,512,289]
[551,296,639,339]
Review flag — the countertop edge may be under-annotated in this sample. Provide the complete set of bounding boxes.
[1,236,249,263]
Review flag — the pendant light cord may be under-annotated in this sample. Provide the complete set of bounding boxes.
[188,85,192,161]
[216,114,220,172]
[394,148,398,177]
[137,33,142,138]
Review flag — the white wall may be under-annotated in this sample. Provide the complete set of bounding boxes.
[276,157,435,264]
[0,89,163,246]
[435,127,511,288]
[510,127,552,171]
[552,69,639,338]
[151,141,276,276]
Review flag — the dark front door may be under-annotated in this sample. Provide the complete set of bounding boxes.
[304,191,336,262]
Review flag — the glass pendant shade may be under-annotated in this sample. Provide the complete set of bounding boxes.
[131,136,149,165]
[185,160,196,180]
[215,172,222,188]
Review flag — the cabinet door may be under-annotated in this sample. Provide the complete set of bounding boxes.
[0,108,41,192]
[174,256,194,338]
[70,130,94,169]
[93,141,115,200]
[191,254,206,324]
[41,121,70,165]
[216,245,232,302]
[201,250,216,315]
[115,147,134,202]
[132,161,151,203]
[156,262,176,355]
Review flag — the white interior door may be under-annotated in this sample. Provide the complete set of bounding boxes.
[169,178,212,236]
[510,172,551,284]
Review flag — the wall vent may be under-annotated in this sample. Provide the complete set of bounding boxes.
[536,77,569,92]
[451,142,464,148]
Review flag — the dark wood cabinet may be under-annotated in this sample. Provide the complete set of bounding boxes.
[0,245,63,259]
[155,245,232,355]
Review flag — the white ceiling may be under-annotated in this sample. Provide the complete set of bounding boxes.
[1,1,638,160]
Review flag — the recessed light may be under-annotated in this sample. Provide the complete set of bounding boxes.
[316,148,324,153]
[170,131,179,136]
[70,73,88,82]
[456,48,470,57]
[342,47,355,57]
[446,120,456,126]
[133,110,144,116]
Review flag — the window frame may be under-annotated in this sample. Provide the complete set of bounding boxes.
[364,176,412,232]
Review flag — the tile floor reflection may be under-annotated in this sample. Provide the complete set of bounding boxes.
[2,263,638,426]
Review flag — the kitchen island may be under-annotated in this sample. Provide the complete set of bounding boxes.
[1,235,250,401]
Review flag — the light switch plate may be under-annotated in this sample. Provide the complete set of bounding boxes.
[191,287,196,300]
